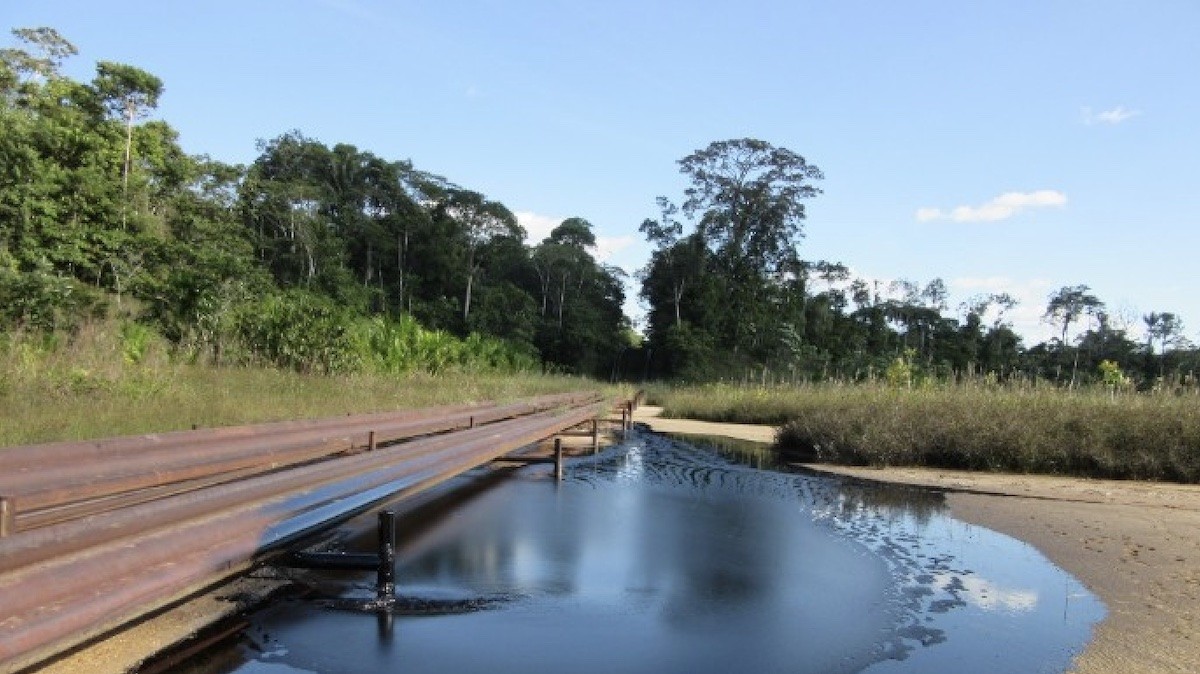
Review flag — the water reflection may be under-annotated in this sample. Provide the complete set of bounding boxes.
[675,433,948,526]
[173,431,1102,674]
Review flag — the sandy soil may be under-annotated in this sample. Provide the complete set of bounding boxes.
[634,406,1200,674]
[37,572,291,674]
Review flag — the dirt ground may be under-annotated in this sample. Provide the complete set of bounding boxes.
[634,406,1200,674]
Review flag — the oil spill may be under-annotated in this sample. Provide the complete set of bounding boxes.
[174,431,1103,674]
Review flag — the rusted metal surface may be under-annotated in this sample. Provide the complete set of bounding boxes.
[0,392,597,530]
[0,394,610,673]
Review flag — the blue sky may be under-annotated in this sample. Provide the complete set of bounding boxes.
[6,0,1198,345]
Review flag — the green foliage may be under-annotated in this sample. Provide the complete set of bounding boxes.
[0,27,630,379]
[1098,359,1128,390]
[0,265,105,331]
[118,320,155,364]
[0,322,607,446]
[236,290,358,373]
[884,350,915,388]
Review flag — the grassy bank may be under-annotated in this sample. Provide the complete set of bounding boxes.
[1,326,617,446]
[651,383,1200,483]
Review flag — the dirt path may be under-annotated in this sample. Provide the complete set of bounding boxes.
[634,406,1200,674]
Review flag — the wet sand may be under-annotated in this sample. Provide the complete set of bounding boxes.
[634,406,1200,674]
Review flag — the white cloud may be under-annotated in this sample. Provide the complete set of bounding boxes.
[916,190,1067,223]
[935,573,1039,613]
[914,207,943,222]
[514,211,634,264]
[514,211,560,244]
[1083,105,1141,126]
[593,235,635,263]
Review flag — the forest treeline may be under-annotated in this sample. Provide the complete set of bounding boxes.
[0,28,627,377]
[2,27,1196,388]
[637,140,1199,389]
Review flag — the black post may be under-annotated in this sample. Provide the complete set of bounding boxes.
[377,510,396,603]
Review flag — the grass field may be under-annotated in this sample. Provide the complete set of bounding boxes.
[650,383,1200,483]
[0,326,617,446]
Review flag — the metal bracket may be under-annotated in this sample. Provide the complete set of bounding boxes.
[283,510,396,604]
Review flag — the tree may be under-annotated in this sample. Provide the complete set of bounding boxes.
[679,138,823,276]
[638,197,699,329]
[534,218,597,328]
[1144,312,1184,356]
[1045,285,1103,347]
[547,216,596,248]
[1,27,77,86]
[1144,312,1185,379]
[660,138,824,359]
[438,189,520,322]
[93,61,163,225]
[1044,285,1104,386]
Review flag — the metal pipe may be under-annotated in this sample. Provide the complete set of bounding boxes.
[0,392,594,472]
[0,400,609,672]
[377,510,396,602]
[1,393,603,523]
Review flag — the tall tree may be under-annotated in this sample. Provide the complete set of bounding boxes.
[679,138,823,276]
[93,61,163,226]
[1045,285,1103,346]
[1044,284,1104,386]
[438,189,520,322]
[1144,312,1184,356]
[638,197,698,328]
[1144,311,1185,379]
[671,138,824,358]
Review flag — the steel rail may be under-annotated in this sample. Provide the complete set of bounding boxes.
[0,398,603,571]
[0,391,592,471]
[0,398,607,673]
[0,392,599,528]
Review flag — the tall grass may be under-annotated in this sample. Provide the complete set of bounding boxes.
[651,382,1200,483]
[0,324,614,446]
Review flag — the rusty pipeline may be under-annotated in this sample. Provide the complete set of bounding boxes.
[0,398,607,673]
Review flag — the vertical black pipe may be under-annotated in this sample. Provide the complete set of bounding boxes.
[377,510,396,603]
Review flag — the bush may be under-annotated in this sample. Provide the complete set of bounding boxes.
[656,383,1200,483]
[0,267,105,332]
[236,290,359,373]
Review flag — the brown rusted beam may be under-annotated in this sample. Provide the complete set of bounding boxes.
[0,398,609,673]
[0,392,603,529]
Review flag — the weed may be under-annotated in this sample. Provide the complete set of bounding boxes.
[650,382,1200,483]
[1,322,622,446]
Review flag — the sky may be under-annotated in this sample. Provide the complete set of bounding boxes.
[6,0,1198,345]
